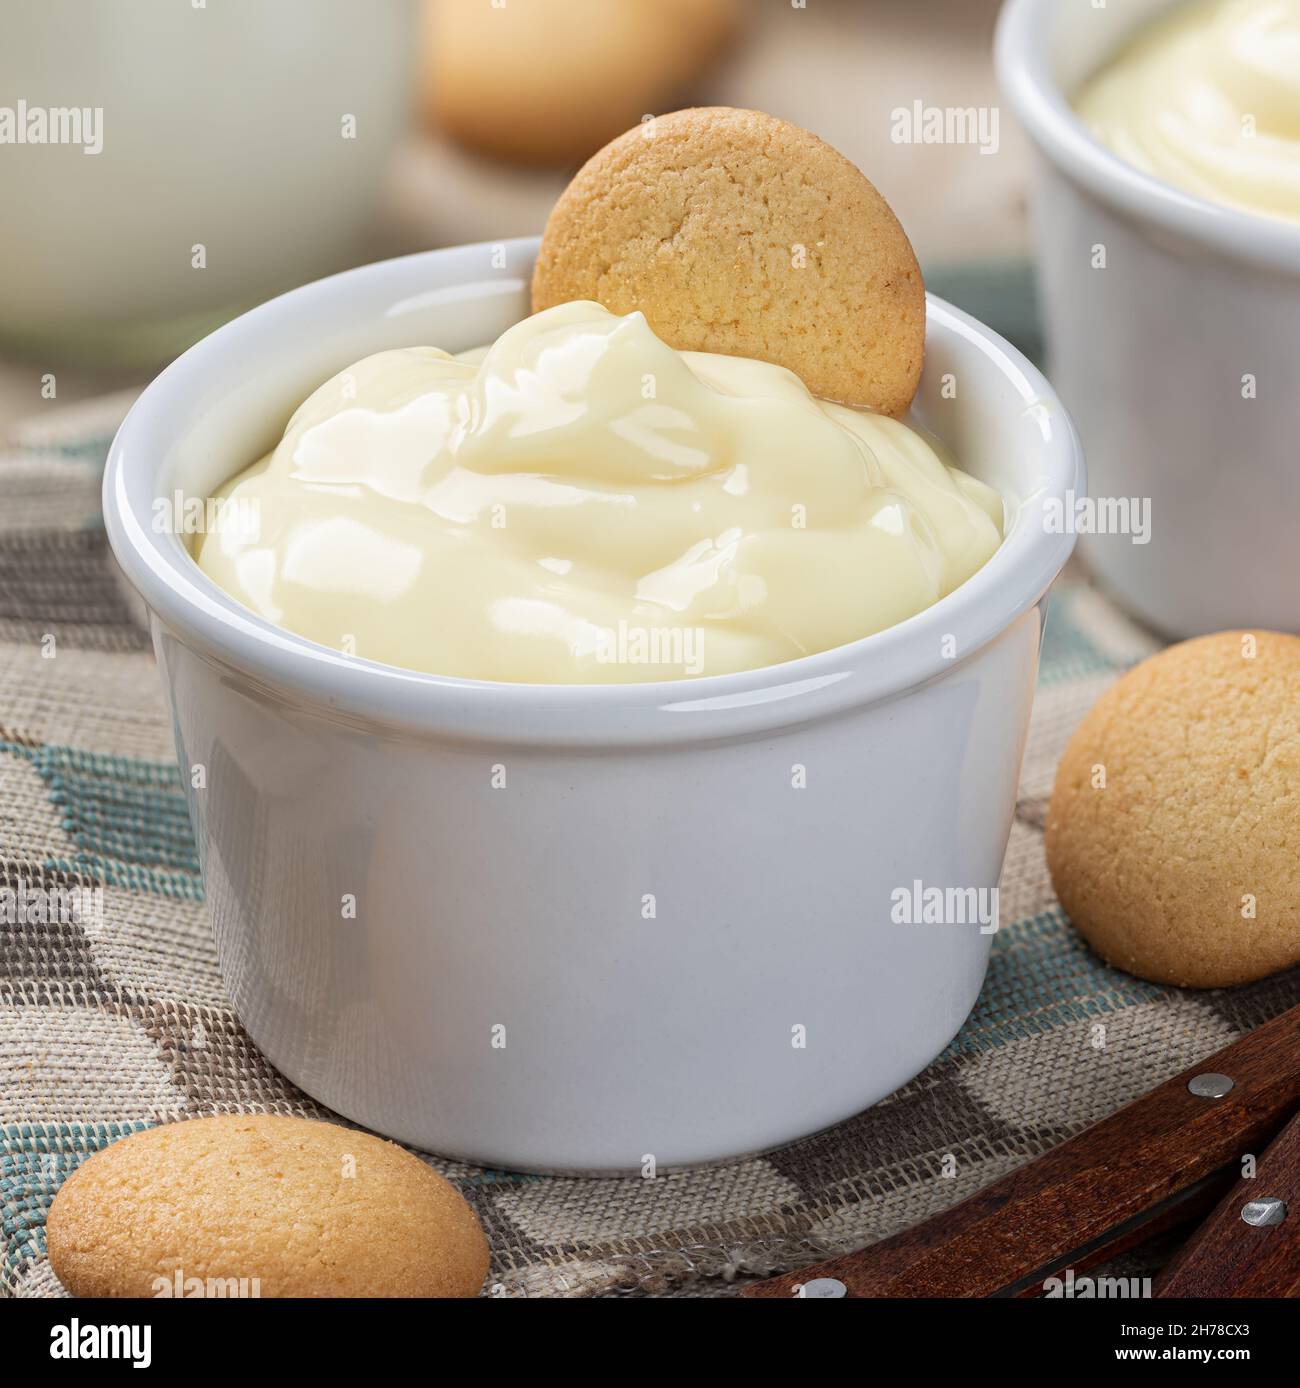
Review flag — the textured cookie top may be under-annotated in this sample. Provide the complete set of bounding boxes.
[46,1114,489,1298]
[1046,631,1300,988]
[532,107,925,415]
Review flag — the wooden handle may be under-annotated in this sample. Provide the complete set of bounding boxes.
[743,1005,1300,1298]
[1155,1107,1300,1298]
[1010,1170,1232,1297]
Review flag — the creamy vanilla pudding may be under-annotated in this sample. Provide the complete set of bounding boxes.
[1076,0,1300,223]
[195,302,1004,683]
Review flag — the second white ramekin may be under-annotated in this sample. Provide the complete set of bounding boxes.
[103,239,1081,1172]
[998,0,1300,638]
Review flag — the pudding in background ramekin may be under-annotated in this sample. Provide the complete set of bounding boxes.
[997,0,1300,638]
[103,238,1081,1173]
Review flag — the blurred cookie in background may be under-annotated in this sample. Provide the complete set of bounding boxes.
[420,0,744,166]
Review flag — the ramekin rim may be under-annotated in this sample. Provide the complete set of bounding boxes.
[995,0,1300,278]
[102,242,1082,742]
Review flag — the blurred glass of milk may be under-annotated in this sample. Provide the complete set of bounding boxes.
[0,0,417,363]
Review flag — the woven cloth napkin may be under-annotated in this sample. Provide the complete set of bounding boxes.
[3,390,1298,1300]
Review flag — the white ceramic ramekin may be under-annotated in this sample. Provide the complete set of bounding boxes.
[997,0,1300,638]
[103,238,1081,1173]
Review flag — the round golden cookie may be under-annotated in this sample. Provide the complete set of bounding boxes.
[420,0,741,167]
[1046,631,1300,988]
[46,1114,489,1298]
[531,106,925,415]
